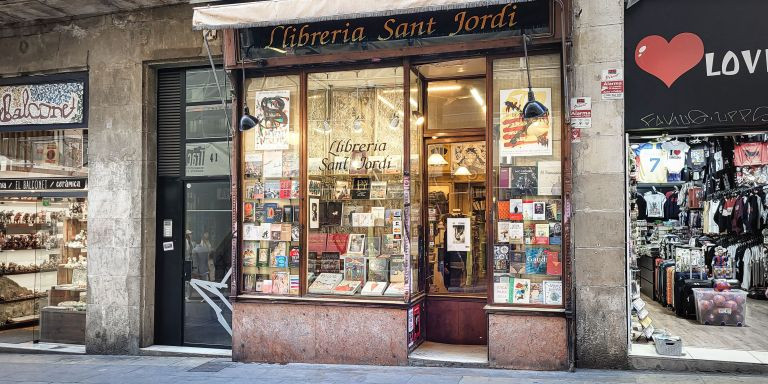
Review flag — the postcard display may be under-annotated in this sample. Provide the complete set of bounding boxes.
[305,68,409,298]
[240,79,302,296]
[491,56,565,306]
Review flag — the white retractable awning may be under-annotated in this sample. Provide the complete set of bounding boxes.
[192,0,528,30]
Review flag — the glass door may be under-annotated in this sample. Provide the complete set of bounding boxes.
[183,181,232,347]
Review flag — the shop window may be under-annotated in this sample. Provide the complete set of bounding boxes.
[306,67,409,299]
[0,130,88,178]
[240,75,301,296]
[491,54,564,306]
[427,78,486,131]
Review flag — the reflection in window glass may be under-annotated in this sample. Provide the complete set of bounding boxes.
[239,75,301,296]
[306,67,408,300]
[186,103,231,139]
[186,69,231,103]
[427,78,486,131]
[491,54,563,306]
[0,129,88,178]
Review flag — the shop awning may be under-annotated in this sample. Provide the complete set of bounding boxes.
[192,0,530,30]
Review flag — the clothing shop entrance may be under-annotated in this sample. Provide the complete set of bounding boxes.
[410,58,489,363]
[627,131,768,366]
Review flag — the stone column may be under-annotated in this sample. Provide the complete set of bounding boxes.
[570,0,629,368]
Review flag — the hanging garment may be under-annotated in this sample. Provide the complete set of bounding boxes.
[662,140,690,181]
[734,142,766,166]
[644,191,666,218]
[635,142,668,183]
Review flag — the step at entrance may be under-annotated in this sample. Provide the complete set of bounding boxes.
[408,341,489,368]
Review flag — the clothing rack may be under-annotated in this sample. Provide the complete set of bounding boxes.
[707,184,768,200]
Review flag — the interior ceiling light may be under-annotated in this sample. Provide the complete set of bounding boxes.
[521,33,549,120]
[412,111,425,126]
[389,113,400,129]
[427,147,448,166]
[427,84,462,92]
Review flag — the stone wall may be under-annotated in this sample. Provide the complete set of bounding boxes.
[0,5,221,354]
[570,0,628,369]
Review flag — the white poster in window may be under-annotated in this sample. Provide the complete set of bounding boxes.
[309,198,320,229]
[253,90,290,150]
[499,88,552,157]
[537,161,562,196]
[185,142,230,177]
[446,217,471,252]
[243,223,260,241]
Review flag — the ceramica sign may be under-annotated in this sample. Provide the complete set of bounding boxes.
[0,72,88,131]
[625,0,768,132]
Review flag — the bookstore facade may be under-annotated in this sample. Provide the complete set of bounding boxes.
[195,0,572,369]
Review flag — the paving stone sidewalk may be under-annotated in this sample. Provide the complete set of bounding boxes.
[0,353,766,384]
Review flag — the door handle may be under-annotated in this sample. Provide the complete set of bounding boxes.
[183,260,192,281]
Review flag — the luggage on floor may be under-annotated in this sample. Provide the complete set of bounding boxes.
[675,278,710,318]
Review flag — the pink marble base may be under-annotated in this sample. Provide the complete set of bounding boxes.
[233,302,408,365]
[488,313,568,370]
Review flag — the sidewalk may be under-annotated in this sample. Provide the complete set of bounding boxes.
[0,353,767,384]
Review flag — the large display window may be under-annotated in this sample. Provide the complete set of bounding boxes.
[239,75,301,296]
[490,54,565,307]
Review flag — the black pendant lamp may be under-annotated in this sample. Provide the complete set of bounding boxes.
[239,66,260,131]
[522,33,549,119]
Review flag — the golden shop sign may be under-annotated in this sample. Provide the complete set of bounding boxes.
[244,1,550,51]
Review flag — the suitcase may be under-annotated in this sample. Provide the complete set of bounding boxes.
[674,274,708,317]
[656,260,674,304]
[666,266,674,307]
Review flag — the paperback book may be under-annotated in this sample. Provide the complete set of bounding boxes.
[307,273,344,294]
[332,280,362,295]
[361,281,388,296]
[343,256,367,282]
[510,277,531,304]
[367,256,389,282]
[370,181,387,199]
[543,280,563,305]
[525,248,548,275]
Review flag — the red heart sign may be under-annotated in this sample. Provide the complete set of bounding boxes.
[635,33,704,88]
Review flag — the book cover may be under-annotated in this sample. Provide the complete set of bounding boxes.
[371,206,386,227]
[282,205,293,223]
[530,281,544,304]
[547,201,560,221]
[383,155,402,175]
[352,177,371,199]
[361,281,388,296]
[262,279,273,294]
[308,233,327,253]
[366,236,382,257]
[351,212,373,227]
[493,275,510,303]
[532,201,546,220]
[341,205,362,227]
[367,256,389,281]
[384,209,402,226]
[322,202,343,226]
[319,252,341,273]
[389,255,405,283]
[332,280,362,295]
[289,245,300,267]
[282,151,299,178]
[263,203,279,223]
[537,161,561,195]
[308,252,320,275]
[549,222,562,245]
[242,223,259,241]
[509,199,524,221]
[308,179,323,197]
[257,247,270,268]
[242,241,258,268]
[346,234,366,254]
[290,180,300,199]
[510,250,526,274]
[510,166,537,195]
[263,151,283,178]
[279,179,292,199]
[383,282,405,296]
[370,181,387,199]
[509,222,524,244]
[497,221,511,243]
[334,180,351,200]
[326,233,349,254]
[497,201,512,220]
[546,250,562,275]
[343,256,367,282]
[244,152,263,179]
[258,223,272,241]
[499,167,511,188]
[523,222,535,245]
[349,151,367,175]
[534,223,550,245]
[522,200,534,220]
[280,223,292,241]
[253,204,265,223]
[269,223,282,241]
[307,273,343,294]
[510,278,531,304]
[243,201,256,223]
[387,180,404,199]
[525,248,547,275]
[244,181,264,200]
[382,235,402,255]
[272,272,290,294]
[543,280,563,305]
[291,224,300,241]
[264,180,281,199]
[493,244,511,273]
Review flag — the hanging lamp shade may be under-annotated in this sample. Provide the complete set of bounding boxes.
[454,166,471,176]
[428,152,448,166]
[239,105,259,131]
